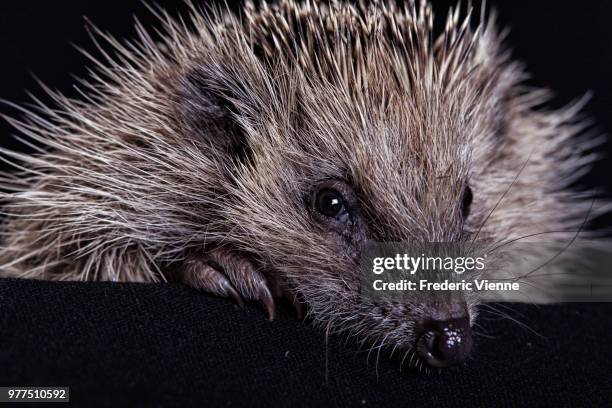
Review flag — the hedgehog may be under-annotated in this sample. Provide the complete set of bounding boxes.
[0,0,604,369]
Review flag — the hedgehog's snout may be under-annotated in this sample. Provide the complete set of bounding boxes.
[415,310,473,368]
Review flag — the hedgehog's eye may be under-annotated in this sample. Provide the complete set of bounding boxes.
[310,180,356,227]
[315,188,348,220]
[461,185,473,219]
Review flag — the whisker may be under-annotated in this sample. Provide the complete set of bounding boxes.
[485,229,583,254]
[470,153,532,248]
[512,195,596,282]
[399,350,411,372]
[480,305,544,338]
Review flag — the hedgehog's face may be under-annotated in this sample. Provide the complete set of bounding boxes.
[179,3,591,369]
[303,174,477,368]
[220,80,503,368]
[187,60,511,369]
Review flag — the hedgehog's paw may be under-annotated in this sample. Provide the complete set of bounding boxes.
[183,249,275,320]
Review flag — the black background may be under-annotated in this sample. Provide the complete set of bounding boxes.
[1,1,612,406]
[2,278,612,406]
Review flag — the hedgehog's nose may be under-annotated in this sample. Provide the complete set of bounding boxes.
[416,316,473,368]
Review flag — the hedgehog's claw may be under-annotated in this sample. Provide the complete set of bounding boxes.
[222,279,246,308]
[206,248,276,319]
[181,248,279,319]
[258,286,276,321]
[181,259,246,307]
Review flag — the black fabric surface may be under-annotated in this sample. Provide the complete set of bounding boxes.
[0,278,610,407]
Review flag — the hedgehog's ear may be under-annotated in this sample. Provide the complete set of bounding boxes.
[177,65,250,163]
